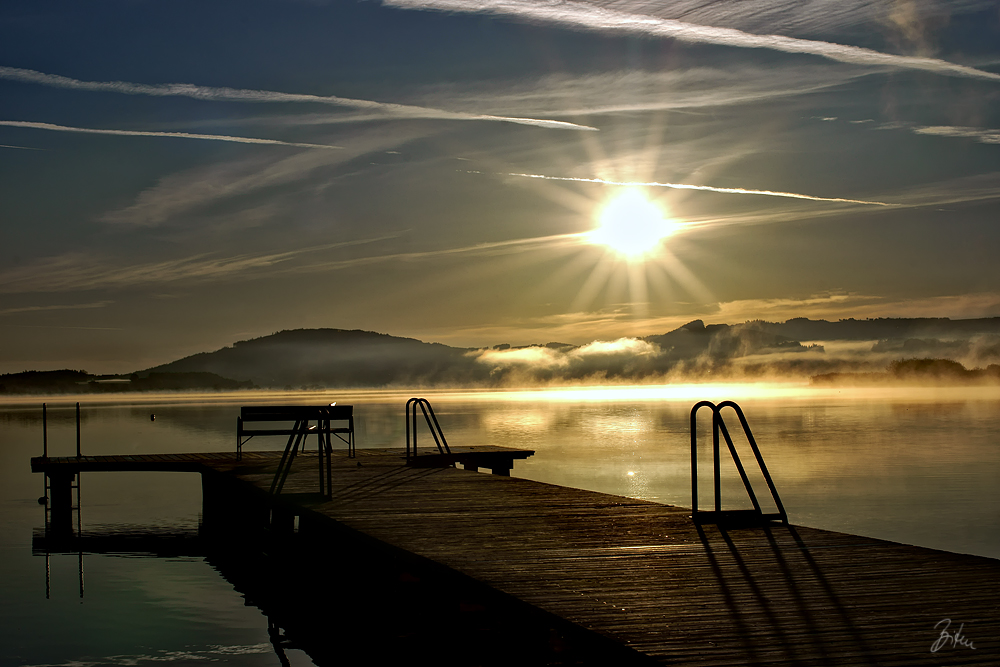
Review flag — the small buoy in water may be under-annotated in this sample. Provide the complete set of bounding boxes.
[150,414,156,421]
[37,496,48,505]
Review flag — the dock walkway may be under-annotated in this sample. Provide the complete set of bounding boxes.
[32,448,1000,665]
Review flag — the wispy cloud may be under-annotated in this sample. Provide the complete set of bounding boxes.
[0,323,123,331]
[0,300,113,315]
[0,251,304,293]
[99,127,432,227]
[502,172,897,206]
[0,239,389,293]
[913,125,1000,145]
[885,172,1000,208]
[405,65,868,118]
[386,0,1000,81]
[0,142,44,150]
[294,232,586,273]
[0,65,597,131]
[711,291,1000,323]
[580,0,989,40]
[0,233,582,293]
[0,120,342,149]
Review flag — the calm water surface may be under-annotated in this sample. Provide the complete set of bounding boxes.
[2,384,998,666]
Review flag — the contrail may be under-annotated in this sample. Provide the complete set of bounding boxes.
[1,143,44,150]
[386,0,1000,82]
[0,120,343,149]
[504,172,896,206]
[299,231,587,272]
[0,65,597,131]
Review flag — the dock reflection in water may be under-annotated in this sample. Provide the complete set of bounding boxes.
[35,522,649,667]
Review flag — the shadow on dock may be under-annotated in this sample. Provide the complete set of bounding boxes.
[696,523,881,666]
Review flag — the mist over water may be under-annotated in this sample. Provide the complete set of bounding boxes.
[2,384,998,665]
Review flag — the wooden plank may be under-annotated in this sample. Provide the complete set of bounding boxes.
[29,447,1000,664]
[212,449,998,665]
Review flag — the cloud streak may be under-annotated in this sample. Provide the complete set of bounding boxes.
[914,125,1000,145]
[0,120,342,149]
[0,233,583,293]
[503,172,896,206]
[386,0,1000,82]
[0,300,114,315]
[0,65,597,131]
[0,237,393,293]
[1,142,44,150]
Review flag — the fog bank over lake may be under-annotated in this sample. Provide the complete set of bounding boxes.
[5,382,998,559]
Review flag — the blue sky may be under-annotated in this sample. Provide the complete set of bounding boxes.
[1,0,999,373]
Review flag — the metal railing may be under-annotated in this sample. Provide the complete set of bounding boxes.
[41,401,82,459]
[690,400,787,526]
[405,398,451,463]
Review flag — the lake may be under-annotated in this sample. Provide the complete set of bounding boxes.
[2,384,999,666]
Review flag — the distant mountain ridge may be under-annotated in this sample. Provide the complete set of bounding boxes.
[139,317,1000,388]
[7,317,1000,393]
[755,316,1000,341]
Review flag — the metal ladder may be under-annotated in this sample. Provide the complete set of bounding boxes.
[405,398,451,464]
[39,402,85,599]
[690,400,788,526]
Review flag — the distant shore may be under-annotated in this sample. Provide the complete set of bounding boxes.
[812,358,1000,386]
[5,357,1000,396]
[0,370,255,395]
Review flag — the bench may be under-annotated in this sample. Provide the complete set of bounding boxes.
[237,405,354,497]
[237,405,355,460]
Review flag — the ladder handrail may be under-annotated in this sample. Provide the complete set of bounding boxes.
[716,400,788,522]
[716,416,764,515]
[690,400,787,525]
[406,398,451,461]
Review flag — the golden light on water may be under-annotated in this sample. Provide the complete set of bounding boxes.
[590,188,676,260]
[6,384,999,411]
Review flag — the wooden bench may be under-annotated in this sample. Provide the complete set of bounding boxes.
[238,405,355,497]
[237,405,355,460]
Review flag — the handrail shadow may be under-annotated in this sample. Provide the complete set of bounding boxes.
[694,523,879,665]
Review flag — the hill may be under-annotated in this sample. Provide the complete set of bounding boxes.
[139,318,1000,387]
[143,328,488,388]
[9,317,1000,392]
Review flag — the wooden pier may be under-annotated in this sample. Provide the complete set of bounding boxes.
[31,445,999,665]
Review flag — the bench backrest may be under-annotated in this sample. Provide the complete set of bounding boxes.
[240,405,353,422]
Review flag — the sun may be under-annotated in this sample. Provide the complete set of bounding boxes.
[590,189,675,259]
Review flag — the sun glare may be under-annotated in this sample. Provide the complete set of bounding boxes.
[590,189,674,259]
